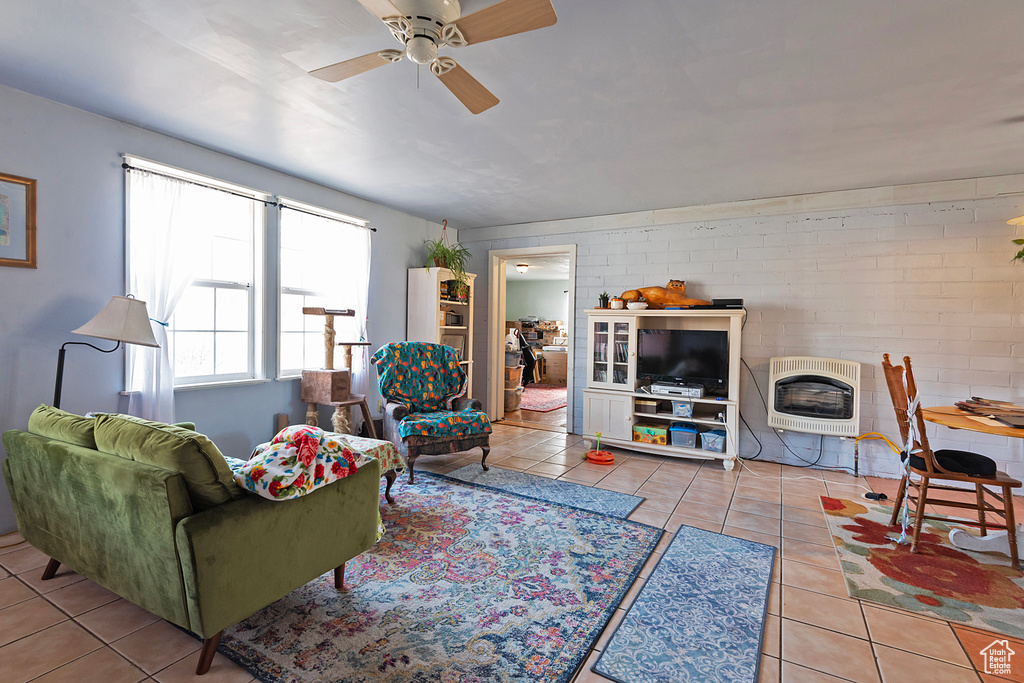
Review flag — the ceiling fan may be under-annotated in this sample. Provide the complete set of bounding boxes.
[310,0,557,114]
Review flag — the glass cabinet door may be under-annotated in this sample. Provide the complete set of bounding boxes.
[588,316,635,390]
[611,321,631,387]
[591,321,610,385]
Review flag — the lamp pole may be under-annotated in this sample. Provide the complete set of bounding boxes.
[52,340,121,409]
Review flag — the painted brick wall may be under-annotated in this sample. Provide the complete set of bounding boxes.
[463,195,1024,479]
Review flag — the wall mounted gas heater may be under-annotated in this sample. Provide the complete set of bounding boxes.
[767,357,861,437]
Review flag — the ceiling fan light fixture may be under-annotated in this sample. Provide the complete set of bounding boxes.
[406,35,438,64]
[515,264,529,274]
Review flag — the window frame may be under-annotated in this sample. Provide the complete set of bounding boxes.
[275,197,369,381]
[123,154,268,390]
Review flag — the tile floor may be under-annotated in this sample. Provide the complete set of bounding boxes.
[2,421,1022,682]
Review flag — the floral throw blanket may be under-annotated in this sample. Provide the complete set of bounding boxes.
[231,425,369,501]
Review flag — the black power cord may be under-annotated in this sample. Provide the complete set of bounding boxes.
[738,410,763,460]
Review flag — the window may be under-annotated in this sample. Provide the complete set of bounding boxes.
[126,157,266,389]
[278,199,370,378]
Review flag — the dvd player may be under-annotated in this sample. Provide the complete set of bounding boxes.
[650,383,704,398]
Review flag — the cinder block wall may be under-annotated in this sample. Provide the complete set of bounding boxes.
[463,194,1024,479]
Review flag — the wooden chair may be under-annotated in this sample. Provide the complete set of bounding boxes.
[881,354,1021,570]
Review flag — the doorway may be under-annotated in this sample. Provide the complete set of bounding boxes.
[487,246,576,433]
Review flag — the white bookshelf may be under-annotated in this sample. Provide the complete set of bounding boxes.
[407,268,477,394]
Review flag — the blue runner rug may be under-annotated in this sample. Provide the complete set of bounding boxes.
[593,525,776,683]
[440,464,644,519]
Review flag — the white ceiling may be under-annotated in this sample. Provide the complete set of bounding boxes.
[506,254,570,281]
[3,1,1024,229]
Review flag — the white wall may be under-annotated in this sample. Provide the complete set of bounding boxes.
[462,190,1024,480]
[506,280,569,322]
[0,84,440,533]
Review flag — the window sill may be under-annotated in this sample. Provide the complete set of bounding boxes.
[173,378,273,392]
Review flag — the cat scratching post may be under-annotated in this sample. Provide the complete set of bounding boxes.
[300,308,376,438]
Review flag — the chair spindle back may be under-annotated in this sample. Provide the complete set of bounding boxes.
[881,353,935,473]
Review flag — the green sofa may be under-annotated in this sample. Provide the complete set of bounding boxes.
[2,406,381,675]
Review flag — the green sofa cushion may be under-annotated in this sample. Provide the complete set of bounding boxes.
[94,414,242,510]
[27,404,97,449]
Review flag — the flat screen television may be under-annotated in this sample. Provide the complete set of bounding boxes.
[637,329,729,396]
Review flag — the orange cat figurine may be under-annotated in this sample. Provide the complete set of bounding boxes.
[620,280,710,309]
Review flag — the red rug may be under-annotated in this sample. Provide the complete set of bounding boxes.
[821,496,1024,638]
[521,383,568,412]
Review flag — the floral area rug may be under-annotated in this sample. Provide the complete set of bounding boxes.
[520,384,568,412]
[593,525,775,683]
[822,496,1024,638]
[440,465,644,519]
[218,473,662,682]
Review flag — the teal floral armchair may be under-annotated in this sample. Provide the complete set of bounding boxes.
[371,342,491,483]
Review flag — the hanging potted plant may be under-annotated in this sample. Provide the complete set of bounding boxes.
[424,220,472,294]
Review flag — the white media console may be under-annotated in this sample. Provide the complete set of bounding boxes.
[582,308,744,470]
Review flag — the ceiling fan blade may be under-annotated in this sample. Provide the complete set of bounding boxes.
[355,0,404,21]
[435,62,499,114]
[309,51,396,83]
[453,0,557,45]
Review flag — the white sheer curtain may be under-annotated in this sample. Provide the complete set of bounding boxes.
[125,170,198,422]
[279,206,372,423]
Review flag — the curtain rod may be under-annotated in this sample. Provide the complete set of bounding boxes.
[278,203,376,231]
[121,163,377,232]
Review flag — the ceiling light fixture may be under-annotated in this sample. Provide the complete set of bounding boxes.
[515,264,529,274]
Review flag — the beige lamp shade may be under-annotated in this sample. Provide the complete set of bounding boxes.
[72,296,160,347]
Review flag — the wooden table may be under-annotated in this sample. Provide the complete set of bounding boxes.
[922,406,1024,439]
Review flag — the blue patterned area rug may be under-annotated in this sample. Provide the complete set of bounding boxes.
[217,473,662,683]
[593,525,776,683]
[440,464,644,519]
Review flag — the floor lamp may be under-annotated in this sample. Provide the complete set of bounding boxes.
[53,296,160,409]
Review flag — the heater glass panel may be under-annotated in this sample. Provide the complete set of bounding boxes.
[774,376,855,420]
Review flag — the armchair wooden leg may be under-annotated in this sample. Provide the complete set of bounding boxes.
[195,630,223,675]
[383,470,397,504]
[1004,486,1019,571]
[481,445,490,472]
[888,476,908,526]
[40,558,60,581]
[407,449,419,484]
[335,563,346,590]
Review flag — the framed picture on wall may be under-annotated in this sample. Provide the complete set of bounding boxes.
[0,172,37,268]
[440,334,465,359]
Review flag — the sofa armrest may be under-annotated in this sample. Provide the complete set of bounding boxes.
[175,459,381,637]
[2,430,194,629]
[453,397,483,412]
